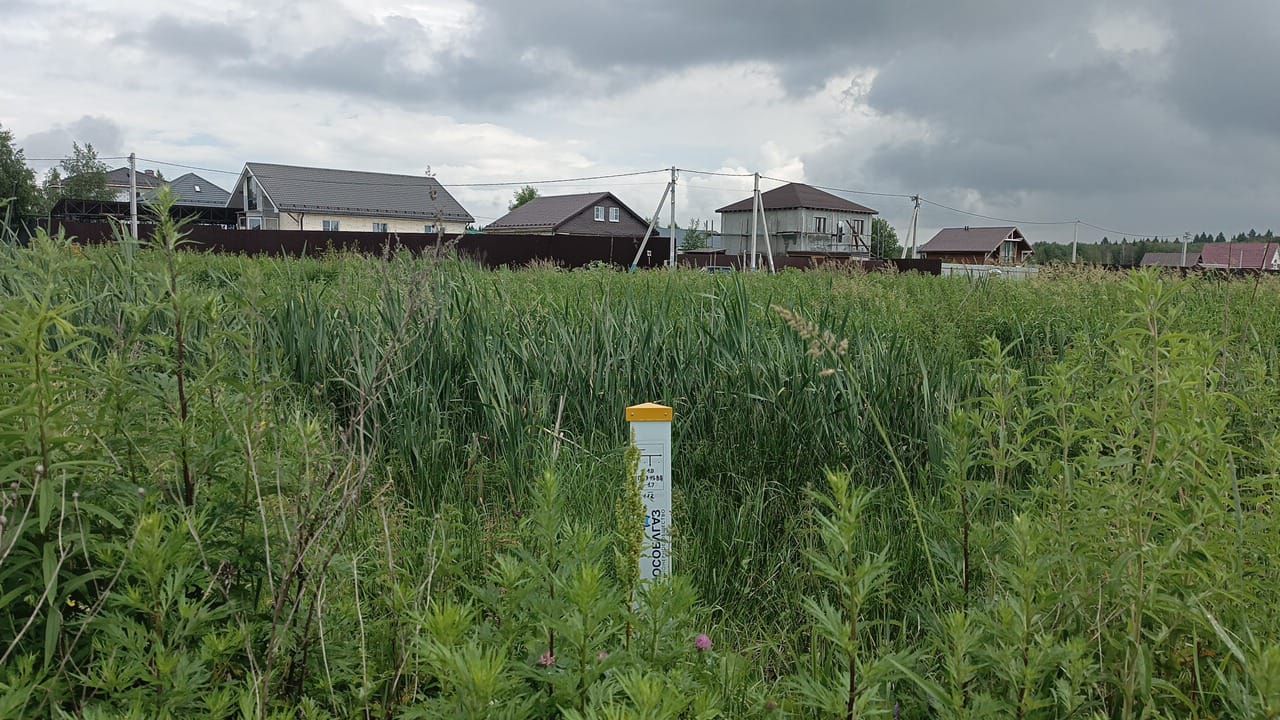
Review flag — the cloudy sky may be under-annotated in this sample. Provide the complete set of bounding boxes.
[3,0,1277,242]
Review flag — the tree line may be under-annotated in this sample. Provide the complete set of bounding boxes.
[0,123,118,234]
[1033,230,1278,265]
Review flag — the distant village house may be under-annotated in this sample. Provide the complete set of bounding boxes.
[484,192,648,236]
[226,162,473,233]
[1198,242,1279,270]
[918,226,1033,265]
[103,167,229,206]
[716,182,877,260]
[1140,251,1200,268]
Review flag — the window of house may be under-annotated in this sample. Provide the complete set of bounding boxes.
[850,219,864,236]
[813,216,828,233]
[372,222,389,233]
[594,206,605,221]
[322,220,340,232]
[609,207,620,223]
[1001,241,1016,262]
[247,217,263,230]
[425,224,437,234]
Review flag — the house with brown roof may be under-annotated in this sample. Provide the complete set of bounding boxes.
[1198,242,1280,270]
[716,182,877,259]
[918,226,1033,265]
[484,192,649,236]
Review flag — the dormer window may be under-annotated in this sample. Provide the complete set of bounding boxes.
[594,206,605,222]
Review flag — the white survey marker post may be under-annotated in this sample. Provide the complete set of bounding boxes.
[627,402,673,581]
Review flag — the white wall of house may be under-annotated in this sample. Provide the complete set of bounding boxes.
[718,208,874,256]
[276,212,468,234]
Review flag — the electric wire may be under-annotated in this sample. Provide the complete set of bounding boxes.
[918,198,1075,226]
[135,158,670,189]
[760,175,915,200]
[29,152,1189,239]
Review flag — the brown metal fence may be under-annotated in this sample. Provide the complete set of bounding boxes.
[48,222,670,269]
[47,221,942,274]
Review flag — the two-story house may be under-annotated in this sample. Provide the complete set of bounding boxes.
[225,162,474,233]
[716,182,877,260]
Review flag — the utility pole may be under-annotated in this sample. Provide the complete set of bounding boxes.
[630,181,672,270]
[1181,231,1190,267]
[749,172,760,270]
[128,152,138,240]
[1071,220,1079,263]
[757,182,775,273]
[906,195,921,259]
[668,166,677,269]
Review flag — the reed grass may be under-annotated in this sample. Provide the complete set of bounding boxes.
[3,230,1280,717]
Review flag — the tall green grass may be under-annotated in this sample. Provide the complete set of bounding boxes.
[3,225,1280,716]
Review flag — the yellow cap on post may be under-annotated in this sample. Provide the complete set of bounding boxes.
[626,402,673,422]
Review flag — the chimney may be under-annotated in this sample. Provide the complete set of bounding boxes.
[144,169,154,176]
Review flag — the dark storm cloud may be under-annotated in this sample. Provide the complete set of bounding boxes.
[118,11,563,108]
[122,2,1059,107]
[104,1,1280,230]
[796,0,1280,224]
[1162,0,1280,140]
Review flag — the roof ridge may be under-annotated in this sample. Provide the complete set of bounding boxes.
[246,161,442,182]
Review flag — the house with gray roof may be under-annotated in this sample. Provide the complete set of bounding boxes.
[163,173,230,207]
[918,226,1033,265]
[100,167,229,208]
[716,182,878,260]
[484,192,649,237]
[225,162,474,233]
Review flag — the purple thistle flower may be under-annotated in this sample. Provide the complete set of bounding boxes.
[537,651,556,668]
[695,633,713,652]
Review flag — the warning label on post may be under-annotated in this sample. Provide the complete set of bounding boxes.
[632,432,672,580]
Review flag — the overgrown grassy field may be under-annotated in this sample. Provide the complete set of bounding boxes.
[2,218,1279,717]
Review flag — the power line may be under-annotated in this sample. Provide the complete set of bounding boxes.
[761,175,915,200]
[450,169,668,187]
[676,168,755,178]
[918,198,1076,226]
[1079,221,1180,240]
[136,158,670,189]
[25,156,129,162]
[135,158,240,176]
[34,151,1186,239]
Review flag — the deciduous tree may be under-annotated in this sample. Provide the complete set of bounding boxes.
[870,217,901,259]
[0,123,41,231]
[509,185,539,210]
